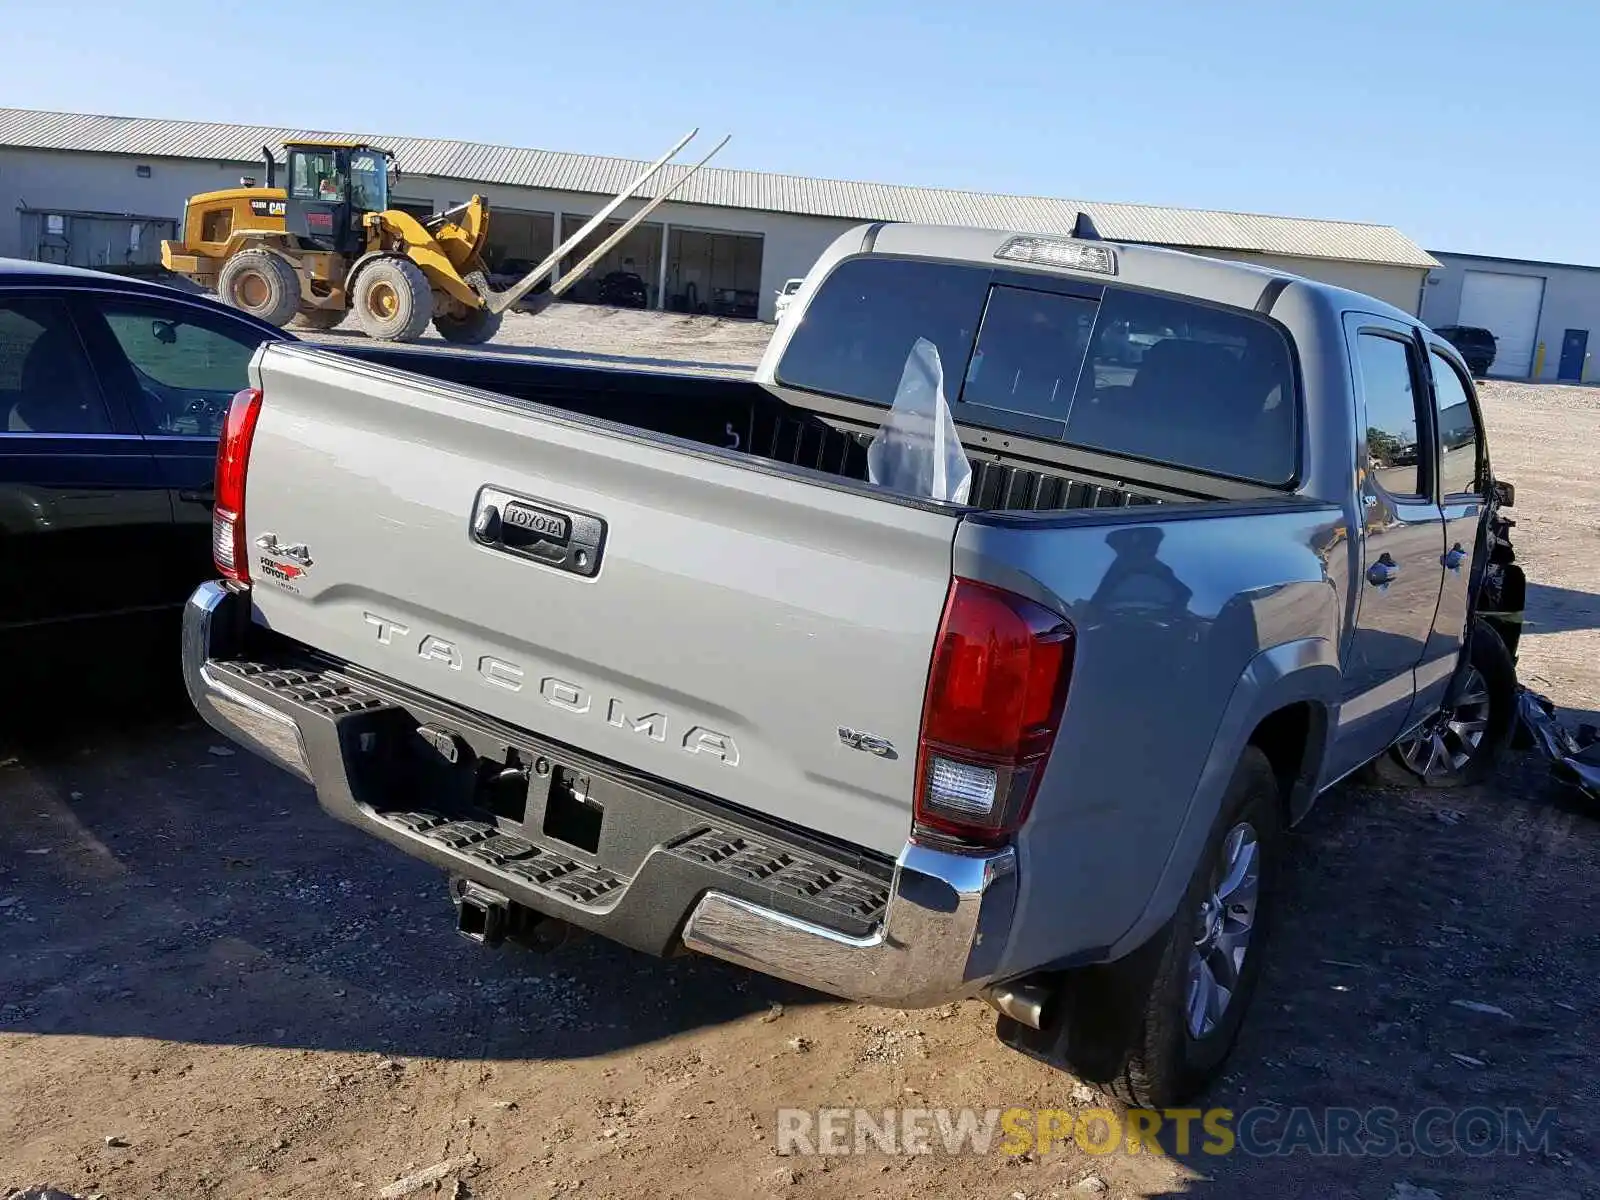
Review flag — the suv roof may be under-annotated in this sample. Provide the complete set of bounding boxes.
[1435,325,1497,343]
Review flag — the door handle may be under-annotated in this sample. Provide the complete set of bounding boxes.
[178,486,214,505]
[1442,544,1467,572]
[1366,555,1399,587]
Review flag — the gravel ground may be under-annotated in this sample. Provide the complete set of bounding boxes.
[1,354,1597,1199]
[302,303,772,377]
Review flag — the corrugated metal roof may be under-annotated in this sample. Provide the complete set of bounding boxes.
[0,107,1438,269]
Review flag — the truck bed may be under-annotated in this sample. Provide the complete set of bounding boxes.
[340,344,1191,513]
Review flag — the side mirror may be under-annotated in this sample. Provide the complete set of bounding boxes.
[1492,479,1515,508]
[152,319,178,345]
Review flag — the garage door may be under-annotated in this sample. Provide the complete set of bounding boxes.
[1458,270,1545,377]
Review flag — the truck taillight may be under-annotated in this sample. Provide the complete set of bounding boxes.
[213,387,263,583]
[914,579,1074,844]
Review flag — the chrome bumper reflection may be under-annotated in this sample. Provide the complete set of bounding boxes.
[682,840,1017,1007]
[181,580,311,781]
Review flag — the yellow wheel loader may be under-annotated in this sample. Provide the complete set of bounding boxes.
[160,130,728,345]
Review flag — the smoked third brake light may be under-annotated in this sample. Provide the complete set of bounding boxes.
[914,578,1075,843]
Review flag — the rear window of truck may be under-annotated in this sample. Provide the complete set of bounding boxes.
[779,256,1299,487]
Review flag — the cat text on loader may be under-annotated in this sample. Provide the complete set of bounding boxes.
[160,130,728,344]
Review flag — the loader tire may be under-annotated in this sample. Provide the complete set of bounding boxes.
[291,307,347,331]
[351,256,433,343]
[217,250,300,328]
[432,306,503,345]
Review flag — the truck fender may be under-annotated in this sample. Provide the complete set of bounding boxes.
[1102,636,1339,961]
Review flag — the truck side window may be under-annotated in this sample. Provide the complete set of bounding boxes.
[1429,351,1482,496]
[1064,288,1298,485]
[776,258,988,406]
[1354,333,1425,498]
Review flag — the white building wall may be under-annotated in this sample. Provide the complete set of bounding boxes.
[0,146,268,257]
[1421,253,1600,382]
[1199,248,1427,314]
[0,145,856,319]
[0,145,1429,323]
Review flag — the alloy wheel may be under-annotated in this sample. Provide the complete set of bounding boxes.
[1396,665,1491,778]
[1186,822,1259,1039]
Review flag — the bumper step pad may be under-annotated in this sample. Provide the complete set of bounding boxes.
[668,829,889,926]
[203,651,891,935]
[378,811,625,908]
[213,660,386,717]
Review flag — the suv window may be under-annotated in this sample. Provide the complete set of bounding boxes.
[0,298,112,434]
[98,301,264,437]
[776,257,989,406]
[1062,288,1298,484]
[1430,350,1482,495]
[1354,332,1425,498]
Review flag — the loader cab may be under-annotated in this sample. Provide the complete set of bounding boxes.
[282,140,394,254]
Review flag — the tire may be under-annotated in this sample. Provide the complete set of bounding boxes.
[216,250,300,328]
[291,307,347,331]
[432,306,503,344]
[1373,619,1516,789]
[998,747,1285,1108]
[350,256,434,342]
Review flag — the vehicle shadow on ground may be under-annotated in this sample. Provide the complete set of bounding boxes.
[1523,581,1600,635]
[1131,752,1596,1197]
[0,674,826,1065]
[3,676,1597,1200]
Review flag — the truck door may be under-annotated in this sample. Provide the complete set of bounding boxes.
[1414,342,1490,724]
[1332,314,1446,773]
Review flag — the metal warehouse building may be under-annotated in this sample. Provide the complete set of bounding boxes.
[1,106,1438,322]
[1421,252,1600,382]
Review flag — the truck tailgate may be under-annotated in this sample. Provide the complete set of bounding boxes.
[241,345,960,856]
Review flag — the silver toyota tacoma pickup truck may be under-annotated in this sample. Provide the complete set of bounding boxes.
[182,220,1525,1105]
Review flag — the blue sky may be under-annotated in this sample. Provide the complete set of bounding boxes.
[2,0,1592,263]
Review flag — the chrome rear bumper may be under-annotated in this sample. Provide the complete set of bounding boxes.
[682,842,1016,1006]
[183,580,1018,1007]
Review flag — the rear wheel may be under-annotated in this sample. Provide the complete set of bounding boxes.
[432,306,503,344]
[291,307,347,331]
[217,250,300,328]
[997,747,1284,1107]
[351,257,433,342]
[1375,619,1516,788]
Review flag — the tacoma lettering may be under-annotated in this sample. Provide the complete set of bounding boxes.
[361,617,738,766]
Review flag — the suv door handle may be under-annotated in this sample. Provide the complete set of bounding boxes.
[178,486,214,505]
[1366,555,1399,587]
[1442,544,1467,571]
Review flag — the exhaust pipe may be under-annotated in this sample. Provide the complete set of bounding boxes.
[455,882,509,946]
[984,980,1054,1030]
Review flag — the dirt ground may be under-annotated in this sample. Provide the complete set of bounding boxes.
[3,359,1598,1200]
[302,303,775,376]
